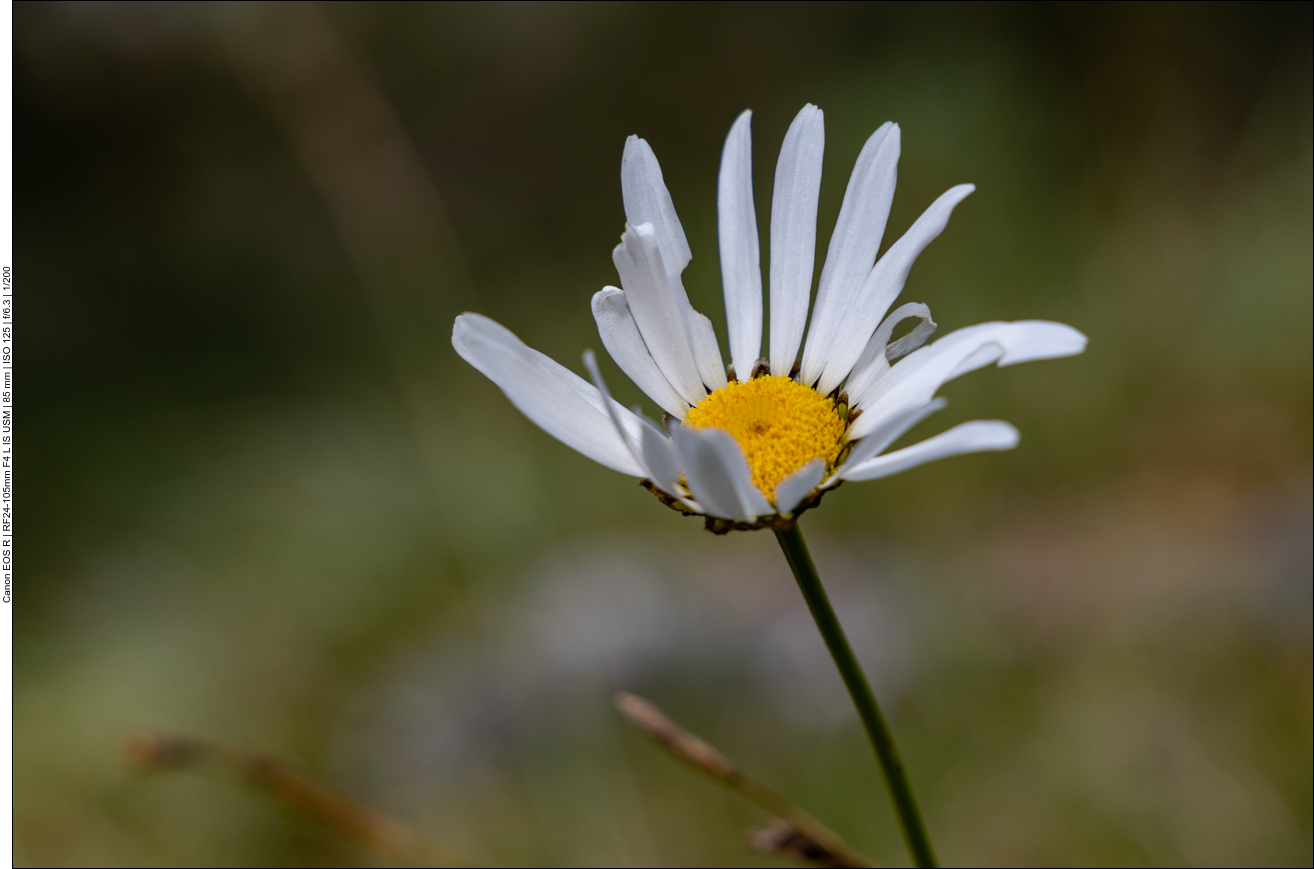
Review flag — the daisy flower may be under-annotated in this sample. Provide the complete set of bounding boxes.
[455,105,1086,866]
[453,105,1085,533]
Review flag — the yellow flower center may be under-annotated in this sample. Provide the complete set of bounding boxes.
[685,375,846,502]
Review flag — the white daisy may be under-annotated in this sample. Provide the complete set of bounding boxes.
[453,105,1086,533]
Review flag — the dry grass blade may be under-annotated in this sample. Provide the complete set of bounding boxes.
[125,730,473,868]
[614,692,877,868]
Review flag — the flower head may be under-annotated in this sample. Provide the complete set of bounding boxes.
[454,106,1086,532]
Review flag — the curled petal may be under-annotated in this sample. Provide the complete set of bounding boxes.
[815,184,975,395]
[848,320,1087,441]
[844,302,936,406]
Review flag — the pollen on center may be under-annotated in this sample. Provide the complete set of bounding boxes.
[685,375,846,502]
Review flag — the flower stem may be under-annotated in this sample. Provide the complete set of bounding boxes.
[775,522,937,868]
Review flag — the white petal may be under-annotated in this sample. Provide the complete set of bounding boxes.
[633,407,703,512]
[670,425,772,521]
[718,110,764,381]
[612,223,706,405]
[840,420,1019,481]
[847,320,1086,441]
[990,321,1089,368]
[949,343,1006,379]
[831,397,947,482]
[669,425,745,520]
[885,308,938,361]
[800,122,900,387]
[774,458,825,516]
[620,137,728,392]
[815,184,975,395]
[769,104,824,377]
[637,414,682,497]
[582,349,650,477]
[844,302,936,407]
[688,310,728,392]
[622,135,693,280]
[453,314,645,477]
[704,429,773,518]
[591,287,691,418]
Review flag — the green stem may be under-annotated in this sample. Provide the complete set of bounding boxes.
[775,522,937,868]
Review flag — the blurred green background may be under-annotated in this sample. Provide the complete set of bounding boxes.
[16,2,1312,866]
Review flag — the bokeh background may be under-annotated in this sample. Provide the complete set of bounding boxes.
[17,2,1313,866]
